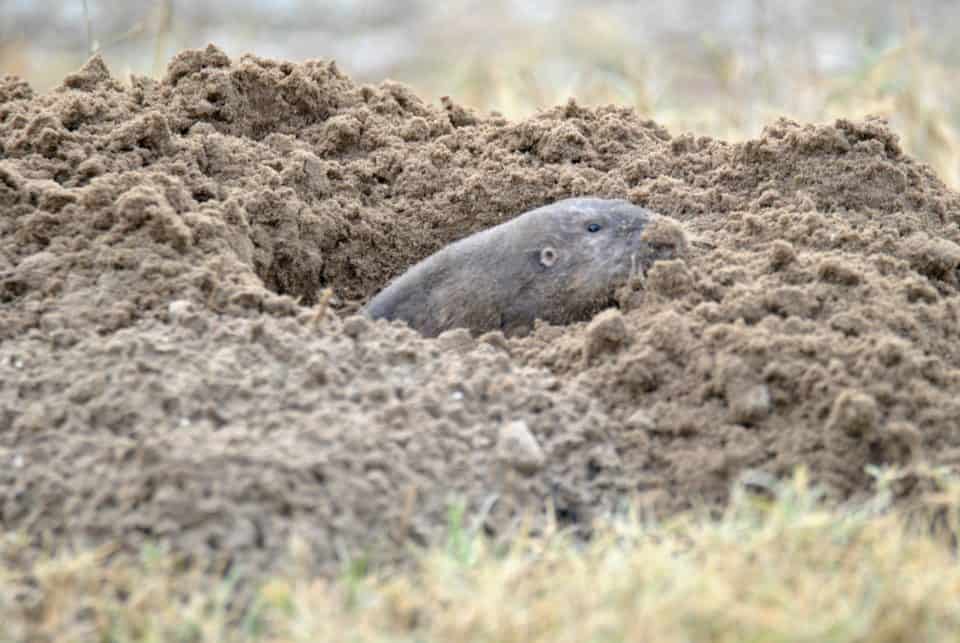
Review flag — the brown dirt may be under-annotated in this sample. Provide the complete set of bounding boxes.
[3,45,960,576]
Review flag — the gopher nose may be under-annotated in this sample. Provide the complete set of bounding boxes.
[623,216,652,238]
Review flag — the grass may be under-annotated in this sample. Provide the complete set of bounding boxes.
[4,467,960,642]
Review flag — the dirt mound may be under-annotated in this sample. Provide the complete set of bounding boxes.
[2,45,960,573]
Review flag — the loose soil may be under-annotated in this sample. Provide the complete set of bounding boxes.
[3,45,960,576]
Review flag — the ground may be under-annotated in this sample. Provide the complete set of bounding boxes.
[2,45,960,582]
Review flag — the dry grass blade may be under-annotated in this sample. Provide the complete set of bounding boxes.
[3,470,960,641]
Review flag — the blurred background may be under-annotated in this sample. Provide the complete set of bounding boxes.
[2,0,959,187]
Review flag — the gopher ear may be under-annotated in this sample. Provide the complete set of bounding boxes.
[539,246,558,268]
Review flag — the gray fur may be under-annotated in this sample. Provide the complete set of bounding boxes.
[363,197,664,337]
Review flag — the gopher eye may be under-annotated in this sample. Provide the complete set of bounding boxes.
[586,222,602,233]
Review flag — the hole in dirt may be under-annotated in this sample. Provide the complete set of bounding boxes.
[1,279,28,302]
[586,458,603,481]
[257,244,325,306]
[554,503,580,526]
[193,188,215,203]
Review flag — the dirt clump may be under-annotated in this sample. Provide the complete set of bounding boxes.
[3,46,960,574]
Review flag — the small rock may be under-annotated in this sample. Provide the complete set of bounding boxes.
[167,299,209,334]
[729,384,772,424]
[738,469,779,496]
[168,299,194,320]
[901,233,960,281]
[497,420,546,475]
